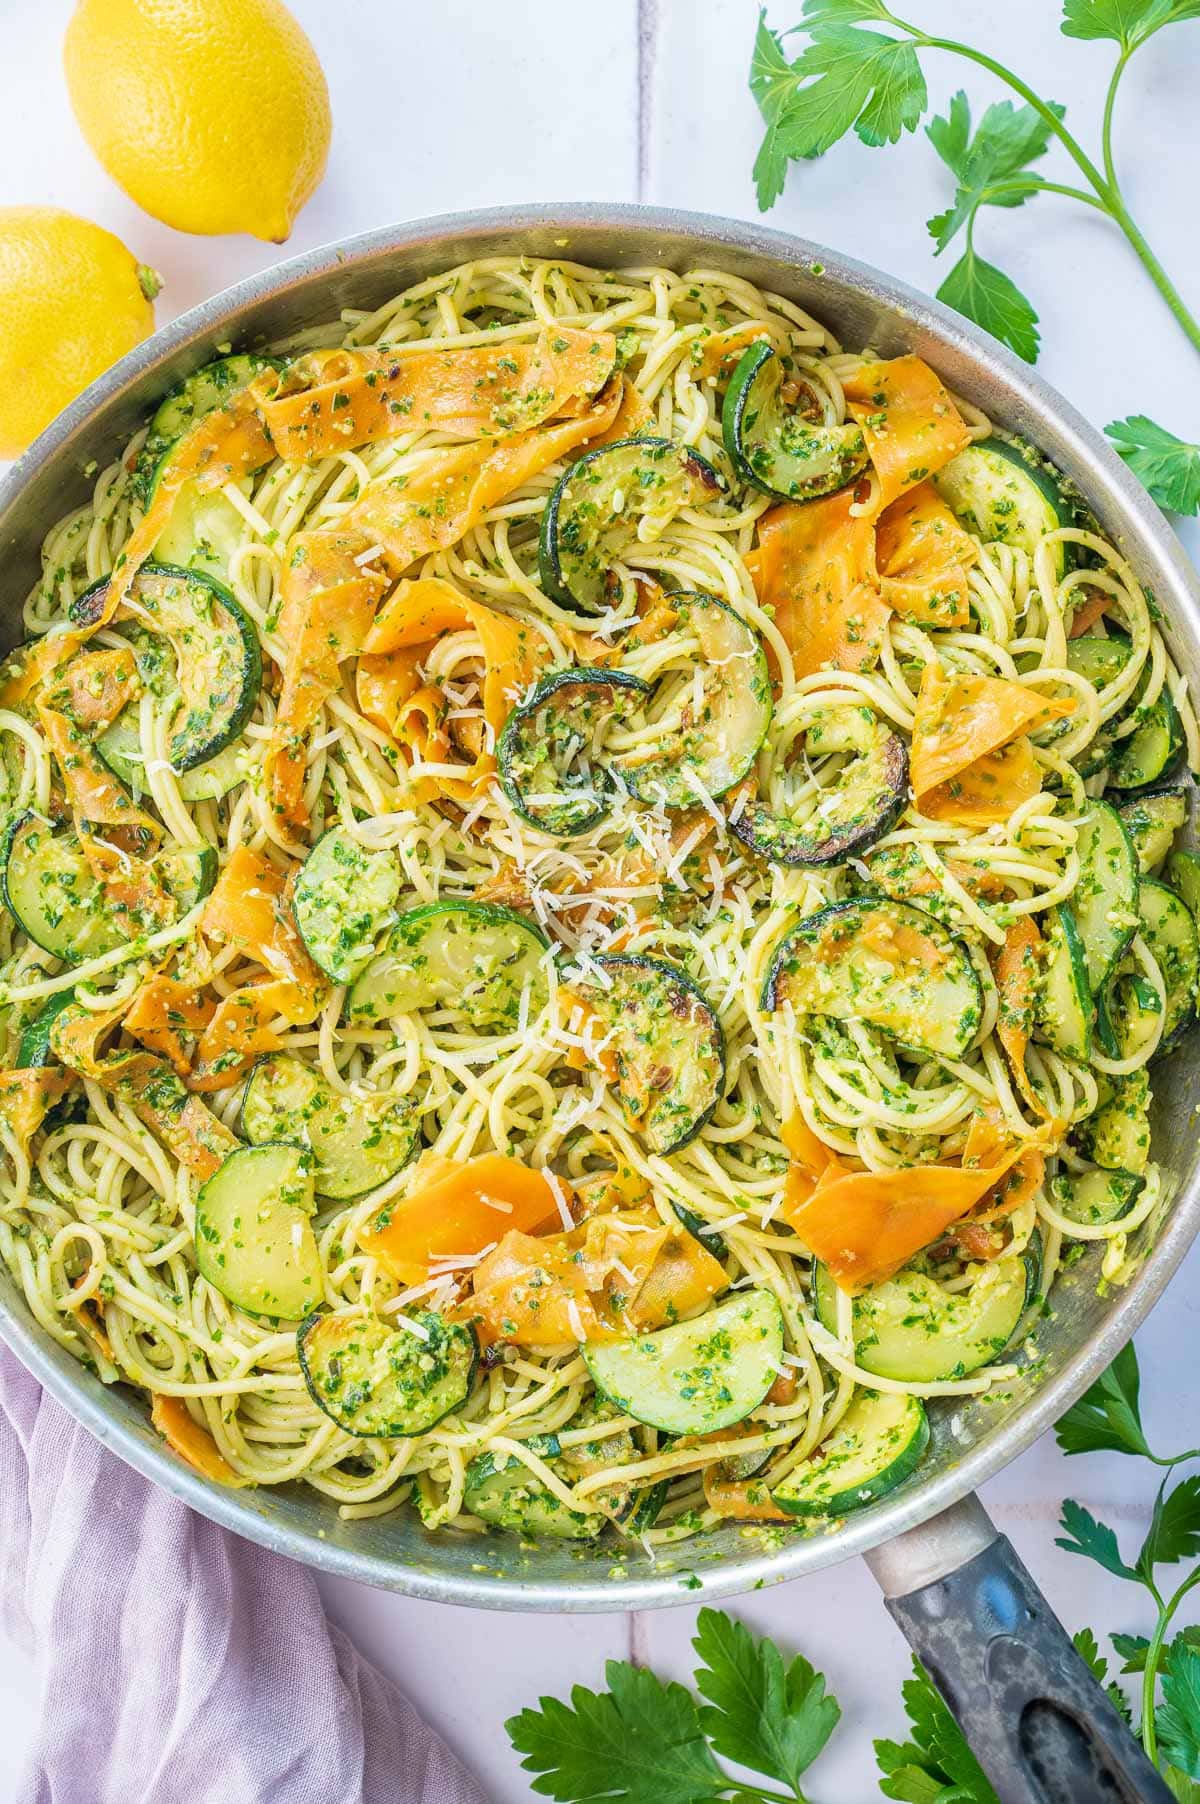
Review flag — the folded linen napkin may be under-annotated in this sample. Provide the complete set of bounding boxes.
[0,1350,486,1804]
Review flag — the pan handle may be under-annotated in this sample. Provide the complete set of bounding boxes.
[864,1493,1174,1804]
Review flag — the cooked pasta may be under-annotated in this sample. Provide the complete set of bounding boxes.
[0,253,1193,1543]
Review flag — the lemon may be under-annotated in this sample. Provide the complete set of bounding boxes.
[64,0,331,243]
[0,207,158,461]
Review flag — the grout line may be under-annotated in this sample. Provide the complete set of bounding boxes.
[627,1609,650,1668]
[637,0,660,201]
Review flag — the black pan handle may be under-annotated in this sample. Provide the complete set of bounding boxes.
[864,1494,1173,1804]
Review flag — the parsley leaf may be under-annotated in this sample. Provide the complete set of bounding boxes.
[1055,1342,1153,1461]
[750,14,806,212]
[1061,0,1200,49]
[749,13,927,211]
[1056,1498,1142,1582]
[1139,1476,1200,1575]
[505,1661,724,1804]
[936,250,1041,362]
[1106,415,1200,514]
[802,0,895,20]
[1160,1645,1200,1780]
[1112,1630,1153,1672]
[875,1660,998,1803]
[1073,1627,1133,1726]
[926,91,1064,253]
[692,1607,840,1793]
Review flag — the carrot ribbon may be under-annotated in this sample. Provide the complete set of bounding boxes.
[910,660,1073,826]
[782,1110,1054,1294]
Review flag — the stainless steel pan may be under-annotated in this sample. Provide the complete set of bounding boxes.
[1,204,1194,1802]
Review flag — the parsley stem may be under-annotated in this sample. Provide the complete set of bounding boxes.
[1141,1564,1200,1767]
[981,176,1106,212]
[883,18,1200,356]
[1104,195,1200,357]
[1101,48,1130,195]
[717,1784,798,1803]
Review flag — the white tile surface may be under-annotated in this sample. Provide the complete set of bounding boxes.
[3,1,1200,1797]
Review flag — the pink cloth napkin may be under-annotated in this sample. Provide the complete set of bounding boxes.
[0,1350,486,1804]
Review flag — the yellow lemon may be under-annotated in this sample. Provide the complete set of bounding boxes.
[0,206,158,461]
[64,0,331,243]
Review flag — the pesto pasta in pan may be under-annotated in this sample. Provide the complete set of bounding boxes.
[0,254,1195,1545]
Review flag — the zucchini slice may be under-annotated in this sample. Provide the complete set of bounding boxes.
[1050,1166,1143,1227]
[298,1308,476,1437]
[1035,905,1091,1061]
[1108,688,1185,791]
[1118,787,1189,875]
[567,953,725,1155]
[1139,877,1199,1048]
[538,437,724,614]
[731,703,907,867]
[240,1052,419,1200]
[721,341,869,502]
[813,1239,1041,1384]
[1168,849,1200,921]
[74,564,262,775]
[133,352,275,502]
[1078,1071,1151,1174]
[153,483,249,586]
[97,712,254,804]
[1066,635,1134,688]
[16,988,79,1069]
[347,899,549,1031]
[933,437,1074,579]
[293,826,400,983]
[615,594,772,808]
[1073,801,1139,993]
[583,1290,785,1436]
[464,1438,605,1541]
[773,1389,929,1518]
[762,899,983,1060]
[497,667,650,837]
[2,814,128,962]
[194,1142,323,1320]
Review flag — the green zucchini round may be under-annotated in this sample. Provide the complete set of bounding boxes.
[132,352,277,504]
[464,1438,605,1540]
[538,436,724,614]
[615,593,772,809]
[584,1290,785,1436]
[293,825,401,983]
[194,1142,323,1321]
[298,1308,476,1438]
[812,1237,1041,1384]
[73,563,262,776]
[347,899,549,1031]
[933,436,1076,579]
[2,813,128,963]
[1050,1166,1143,1227]
[569,952,725,1155]
[721,341,869,502]
[241,1051,419,1201]
[772,1389,929,1518]
[762,898,983,1060]
[731,702,906,867]
[496,666,650,837]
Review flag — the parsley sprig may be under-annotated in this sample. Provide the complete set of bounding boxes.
[506,1609,842,1803]
[504,1342,1200,1801]
[749,1,1200,513]
[1054,1342,1200,1784]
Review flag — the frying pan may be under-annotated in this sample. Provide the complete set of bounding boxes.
[0,203,1193,1803]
